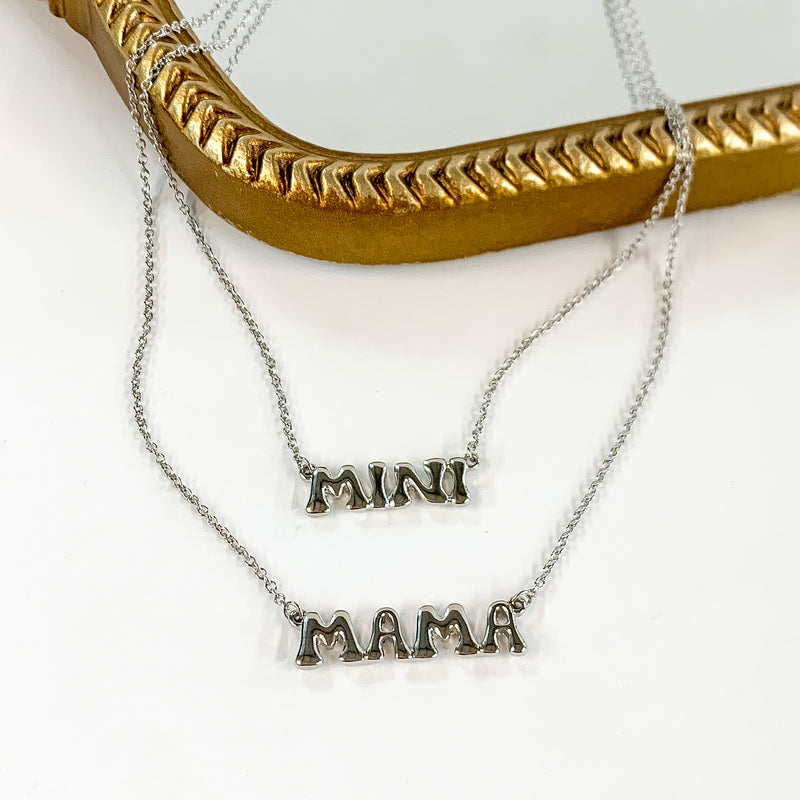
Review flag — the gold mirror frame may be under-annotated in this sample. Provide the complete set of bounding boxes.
[51,0,800,264]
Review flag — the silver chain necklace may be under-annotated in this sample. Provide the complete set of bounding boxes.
[125,0,695,666]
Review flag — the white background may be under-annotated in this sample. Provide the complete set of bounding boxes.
[1,1,799,798]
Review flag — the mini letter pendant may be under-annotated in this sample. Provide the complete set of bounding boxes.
[295,601,524,668]
[305,457,470,515]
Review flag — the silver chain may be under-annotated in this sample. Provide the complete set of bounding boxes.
[135,2,312,480]
[465,1,692,467]
[126,0,694,623]
[463,158,686,468]
[509,0,695,611]
[126,3,305,626]
[603,0,661,111]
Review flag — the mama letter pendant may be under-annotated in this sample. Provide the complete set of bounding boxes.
[305,457,470,514]
[295,601,524,668]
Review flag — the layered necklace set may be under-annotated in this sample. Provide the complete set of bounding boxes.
[125,0,695,668]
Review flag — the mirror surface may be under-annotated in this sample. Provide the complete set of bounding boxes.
[175,0,799,153]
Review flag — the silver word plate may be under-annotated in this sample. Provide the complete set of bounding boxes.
[306,457,470,515]
[296,601,524,667]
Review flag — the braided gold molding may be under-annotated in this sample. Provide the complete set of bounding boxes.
[52,0,800,263]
